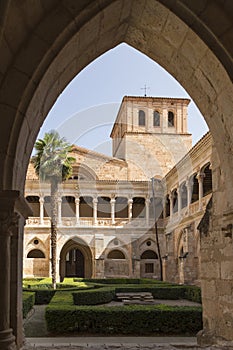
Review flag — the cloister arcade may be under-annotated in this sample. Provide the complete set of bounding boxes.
[0,1,232,349]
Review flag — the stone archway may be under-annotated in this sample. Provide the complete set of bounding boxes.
[59,237,93,281]
[0,1,232,348]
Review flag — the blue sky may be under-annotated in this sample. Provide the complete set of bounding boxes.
[39,43,208,156]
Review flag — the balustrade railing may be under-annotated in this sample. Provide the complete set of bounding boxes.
[26,196,212,229]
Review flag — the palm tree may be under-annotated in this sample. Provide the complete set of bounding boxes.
[151,178,163,281]
[32,130,75,289]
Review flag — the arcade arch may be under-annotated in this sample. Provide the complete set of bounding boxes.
[59,237,93,281]
[0,1,232,348]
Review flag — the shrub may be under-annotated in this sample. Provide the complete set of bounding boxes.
[32,289,56,304]
[73,287,115,305]
[46,301,202,335]
[114,285,186,300]
[22,292,35,318]
[75,278,142,284]
[75,278,176,285]
[184,286,202,303]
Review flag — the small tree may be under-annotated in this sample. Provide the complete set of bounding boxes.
[32,131,75,289]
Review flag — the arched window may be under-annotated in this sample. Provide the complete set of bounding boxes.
[203,164,212,196]
[27,249,45,258]
[153,111,160,127]
[172,189,178,213]
[181,182,188,208]
[107,250,125,259]
[165,194,170,217]
[138,110,145,126]
[191,174,199,203]
[168,111,175,127]
[141,250,158,259]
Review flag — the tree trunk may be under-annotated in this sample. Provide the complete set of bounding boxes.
[151,178,163,281]
[50,180,58,289]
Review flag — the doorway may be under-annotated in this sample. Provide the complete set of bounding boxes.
[65,248,85,277]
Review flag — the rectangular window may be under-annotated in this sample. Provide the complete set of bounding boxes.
[145,263,154,273]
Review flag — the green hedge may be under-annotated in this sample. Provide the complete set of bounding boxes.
[114,285,186,300]
[74,278,176,285]
[73,287,115,305]
[75,278,142,284]
[46,302,202,335]
[22,292,35,318]
[23,287,88,305]
[72,285,187,305]
[184,286,202,303]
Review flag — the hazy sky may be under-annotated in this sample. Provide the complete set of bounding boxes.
[38,43,208,156]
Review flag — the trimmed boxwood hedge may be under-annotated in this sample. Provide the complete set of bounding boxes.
[73,287,115,305]
[46,302,202,335]
[22,292,35,318]
[184,286,202,304]
[23,278,98,305]
[114,285,186,300]
[74,278,176,285]
[75,278,142,284]
[72,284,201,305]
[30,289,56,305]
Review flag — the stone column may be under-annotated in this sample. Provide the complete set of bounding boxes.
[177,187,181,216]
[145,197,150,225]
[75,197,80,225]
[110,197,115,225]
[0,212,17,350]
[57,197,62,225]
[93,197,98,226]
[128,198,133,222]
[197,172,205,210]
[39,196,44,225]
[163,197,167,218]
[169,192,173,218]
[186,178,192,213]
[0,191,32,350]
[95,234,105,277]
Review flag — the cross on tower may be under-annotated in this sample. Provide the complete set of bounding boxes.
[141,84,150,97]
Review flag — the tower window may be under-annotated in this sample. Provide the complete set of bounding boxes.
[168,111,175,127]
[153,111,160,127]
[139,110,145,126]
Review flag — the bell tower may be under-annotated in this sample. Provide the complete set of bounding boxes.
[110,96,192,180]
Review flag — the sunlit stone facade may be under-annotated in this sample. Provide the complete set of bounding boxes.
[24,96,212,285]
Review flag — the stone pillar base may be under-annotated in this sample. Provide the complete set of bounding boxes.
[197,329,219,347]
[0,329,16,350]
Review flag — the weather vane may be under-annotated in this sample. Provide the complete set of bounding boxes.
[141,84,150,97]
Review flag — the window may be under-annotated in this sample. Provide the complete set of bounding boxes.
[107,250,125,259]
[138,110,145,126]
[141,250,158,259]
[145,263,154,273]
[153,111,160,127]
[168,111,175,127]
[27,249,45,258]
